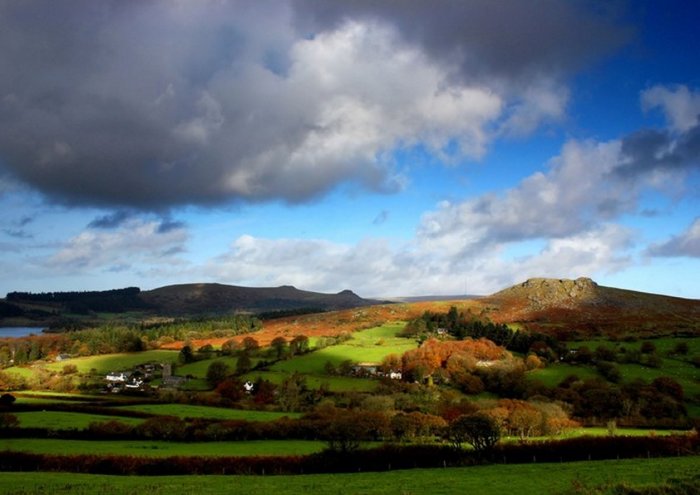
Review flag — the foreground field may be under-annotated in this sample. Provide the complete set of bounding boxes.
[1,438,326,457]
[114,403,303,421]
[0,456,697,495]
[13,411,145,429]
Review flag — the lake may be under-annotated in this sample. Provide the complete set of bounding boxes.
[0,327,46,338]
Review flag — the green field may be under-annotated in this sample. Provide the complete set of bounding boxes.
[115,403,302,421]
[245,370,379,392]
[0,456,697,495]
[176,356,245,378]
[43,350,180,374]
[12,391,107,405]
[527,363,601,386]
[241,323,412,392]
[272,322,414,375]
[0,438,326,458]
[531,337,699,404]
[572,337,700,356]
[13,411,144,429]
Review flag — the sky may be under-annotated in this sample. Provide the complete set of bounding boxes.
[1,0,699,299]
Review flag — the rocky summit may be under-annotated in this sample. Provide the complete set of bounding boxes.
[493,277,602,310]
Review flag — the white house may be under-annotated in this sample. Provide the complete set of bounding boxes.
[105,372,129,382]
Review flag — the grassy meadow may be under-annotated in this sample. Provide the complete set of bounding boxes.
[13,410,145,429]
[271,322,414,374]
[114,403,302,421]
[0,438,327,458]
[528,337,700,415]
[526,362,601,386]
[44,350,180,374]
[0,456,697,495]
[241,322,414,392]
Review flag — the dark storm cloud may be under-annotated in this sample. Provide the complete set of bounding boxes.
[88,211,133,229]
[617,123,700,177]
[291,0,630,81]
[0,1,630,211]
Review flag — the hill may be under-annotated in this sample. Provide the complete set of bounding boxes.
[0,284,385,326]
[482,277,700,338]
[139,283,383,315]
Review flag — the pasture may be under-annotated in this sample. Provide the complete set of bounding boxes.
[175,356,243,378]
[241,322,413,392]
[114,403,302,421]
[245,370,379,392]
[43,350,180,374]
[13,411,144,429]
[0,438,327,458]
[527,362,600,387]
[572,337,700,356]
[272,322,413,374]
[0,456,697,495]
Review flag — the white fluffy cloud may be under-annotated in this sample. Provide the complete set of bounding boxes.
[416,138,635,255]
[206,223,634,297]
[46,220,188,272]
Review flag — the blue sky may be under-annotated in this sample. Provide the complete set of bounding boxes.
[1,1,699,298]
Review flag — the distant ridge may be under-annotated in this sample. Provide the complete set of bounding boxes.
[140,283,384,315]
[385,294,481,303]
[0,283,387,325]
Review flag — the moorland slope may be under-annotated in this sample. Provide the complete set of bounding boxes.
[482,277,700,338]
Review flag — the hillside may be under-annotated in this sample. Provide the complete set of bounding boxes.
[0,284,385,326]
[139,283,383,315]
[482,277,700,338]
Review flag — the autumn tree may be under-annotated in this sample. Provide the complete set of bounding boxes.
[277,372,307,412]
[447,413,500,454]
[242,336,259,353]
[215,378,245,402]
[270,336,288,359]
[290,335,309,356]
[221,339,238,356]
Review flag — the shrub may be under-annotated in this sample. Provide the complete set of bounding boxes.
[640,341,657,354]
[0,413,19,429]
[87,420,134,438]
[135,416,187,440]
[206,360,230,387]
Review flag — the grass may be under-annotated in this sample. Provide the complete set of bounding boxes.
[245,370,378,392]
[534,337,700,408]
[2,366,34,379]
[114,404,302,421]
[43,350,180,374]
[0,456,697,494]
[243,322,412,393]
[519,427,687,440]
[572,337,700,356]
[13,411,144,429]
[175,356,244,378]
[11,392,106,404]
[527,363,601,387]
[272,322,414,375]
[0,438,326,458]
[617,360,700,398]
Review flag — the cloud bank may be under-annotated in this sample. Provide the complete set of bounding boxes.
[0,0,627,210]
